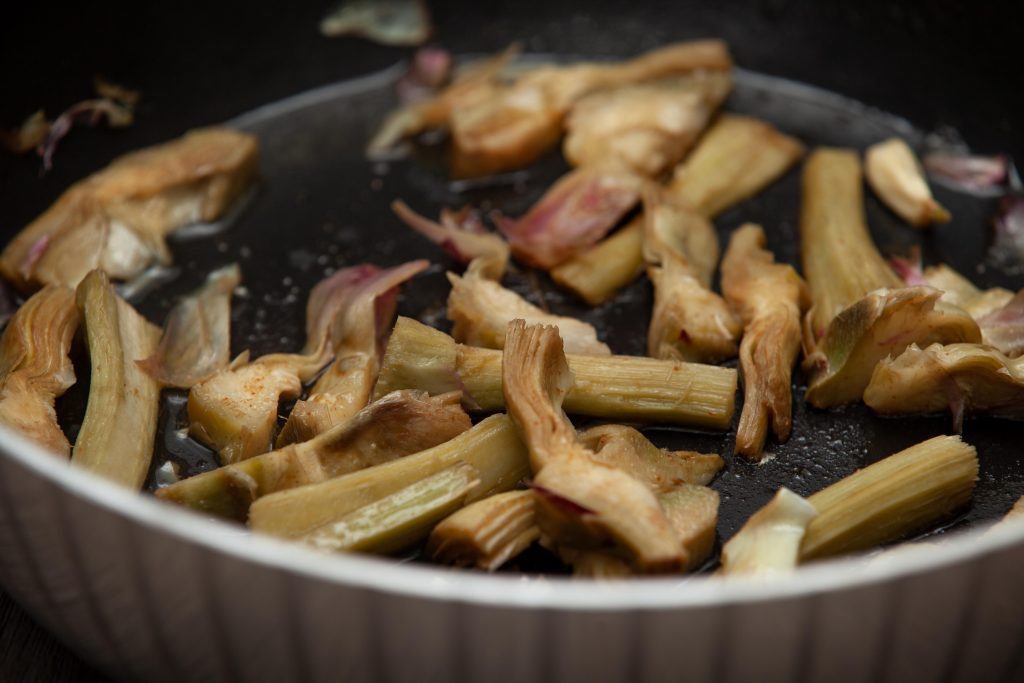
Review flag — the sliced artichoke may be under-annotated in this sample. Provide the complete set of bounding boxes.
[446,270,610,355]
[578,424,723,491]
[373,316,738,429]
[302,462,480,555]
[188,264,388,464]
[800,149,980,407]
[643,190,740,363]
[865,138,950,228]
[1,128,258,291]
[427,489,539,571]
[563,71,731,177]
[494,165,646,269]
[804,287,980,407]
[158,390,470,521]
[0,285,79,456]
[276,260,429,446]
[137,263,240,388]
[720,488,817,576]
[668,114,804,218]
[249,413,529,538]
[450,40,732,177]
[721,224,809,459]
[503,319,685,573]
[71,270,161,488]
[864,343,1024,427]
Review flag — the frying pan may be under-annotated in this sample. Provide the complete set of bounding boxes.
[1,1,1023,681]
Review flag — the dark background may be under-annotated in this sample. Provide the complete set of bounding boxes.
[1,1,1022,680]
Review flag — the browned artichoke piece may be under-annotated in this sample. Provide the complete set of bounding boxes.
[446,270,610,355]
[276,260,429,446]
[249,413,529,539]
[502,320,685,573]
[800,147,904,336]
[188,354,319,466]
[451,40,732,178]
[642,191,740,363]
[427,489,539,570]
[0,285,79,456]
[563,70,731,177]
[137,263,240,389]
[800,435,977,561]
[720,488,817,577]
[721,224,809,458]
[158,390,471,521]
[578,424,723,491]
[804,287,980,408]
[71,270,161,488]
[373,316,738,429]
[1,127,258,291]
[864,138,950,228]
[864,343,1024,427]
[669,114,804,219]
[300,462,481,556]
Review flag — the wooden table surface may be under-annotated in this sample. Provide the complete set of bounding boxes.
[1,590,107,681]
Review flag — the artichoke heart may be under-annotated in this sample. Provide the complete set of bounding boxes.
[804,287,980,407]
[643,190,740,363]
[721,224,809,459]
[1,128,258,291]
[502,319,686,573]
[0,285,79,456]
[864,342,1024,425]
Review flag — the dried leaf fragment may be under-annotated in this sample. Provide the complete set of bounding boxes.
[0,110,50,154]
[93,76,142,108]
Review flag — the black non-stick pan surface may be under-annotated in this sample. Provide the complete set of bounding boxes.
[2,1,1023,565]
